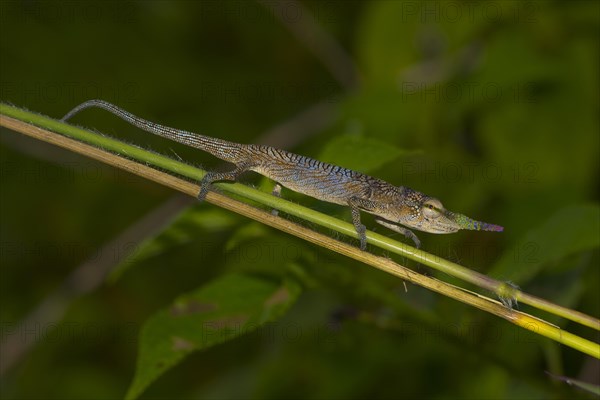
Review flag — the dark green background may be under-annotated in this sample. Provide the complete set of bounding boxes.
[1,0,598,398]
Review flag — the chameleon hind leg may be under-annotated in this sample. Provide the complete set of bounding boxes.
[197,163,252,201]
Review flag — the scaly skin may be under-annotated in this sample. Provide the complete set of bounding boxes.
[62,100,503,250]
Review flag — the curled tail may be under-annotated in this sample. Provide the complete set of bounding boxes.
[61,99,248,163]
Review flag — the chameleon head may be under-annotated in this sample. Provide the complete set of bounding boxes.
[396,191,504,234]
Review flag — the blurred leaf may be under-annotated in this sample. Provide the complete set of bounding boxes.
[318,134,414,173]
[109,207,239,281]
[357,1,417,84]
[489,204,600,284]
[225,222,271,252]
[125,274,302,399]
[540,252,588,307]
[222,231,315,279]
[476,28,599,203]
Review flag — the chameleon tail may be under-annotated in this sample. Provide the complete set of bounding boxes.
[61,99,248,163]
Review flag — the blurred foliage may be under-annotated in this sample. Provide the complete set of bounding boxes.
[126,274,301,399]
[0,0,598,399]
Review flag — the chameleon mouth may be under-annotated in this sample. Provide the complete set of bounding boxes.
[448,211,504,232]
[409,208,504,234]
[416,211,463,233]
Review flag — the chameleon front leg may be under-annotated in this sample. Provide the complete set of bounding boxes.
[348,196,378,251]
[197,163,252,201]
[375,217,421,248]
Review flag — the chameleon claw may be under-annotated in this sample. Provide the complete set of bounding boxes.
[197,182,211,202]
[359,239,367,251]
[197,188,208,201]
[410,234,421,249]
[357,225,367,251]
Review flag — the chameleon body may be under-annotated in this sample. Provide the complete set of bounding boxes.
[62,100,503,250]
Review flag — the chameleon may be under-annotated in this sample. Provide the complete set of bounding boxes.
[61,99,503,250]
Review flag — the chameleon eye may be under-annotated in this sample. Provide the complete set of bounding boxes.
[422,199,443,218]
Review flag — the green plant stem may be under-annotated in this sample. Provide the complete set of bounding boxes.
[1,103,599,336]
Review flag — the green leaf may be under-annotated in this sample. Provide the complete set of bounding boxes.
[489,204,600,284]
[110,207,239,281]
[224,222,271,252]
[318,134,412,174]
[125,274,302,400]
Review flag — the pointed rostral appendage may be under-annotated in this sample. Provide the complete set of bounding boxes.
[452,212,504,232]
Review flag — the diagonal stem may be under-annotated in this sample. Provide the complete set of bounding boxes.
[1,104,599,345]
